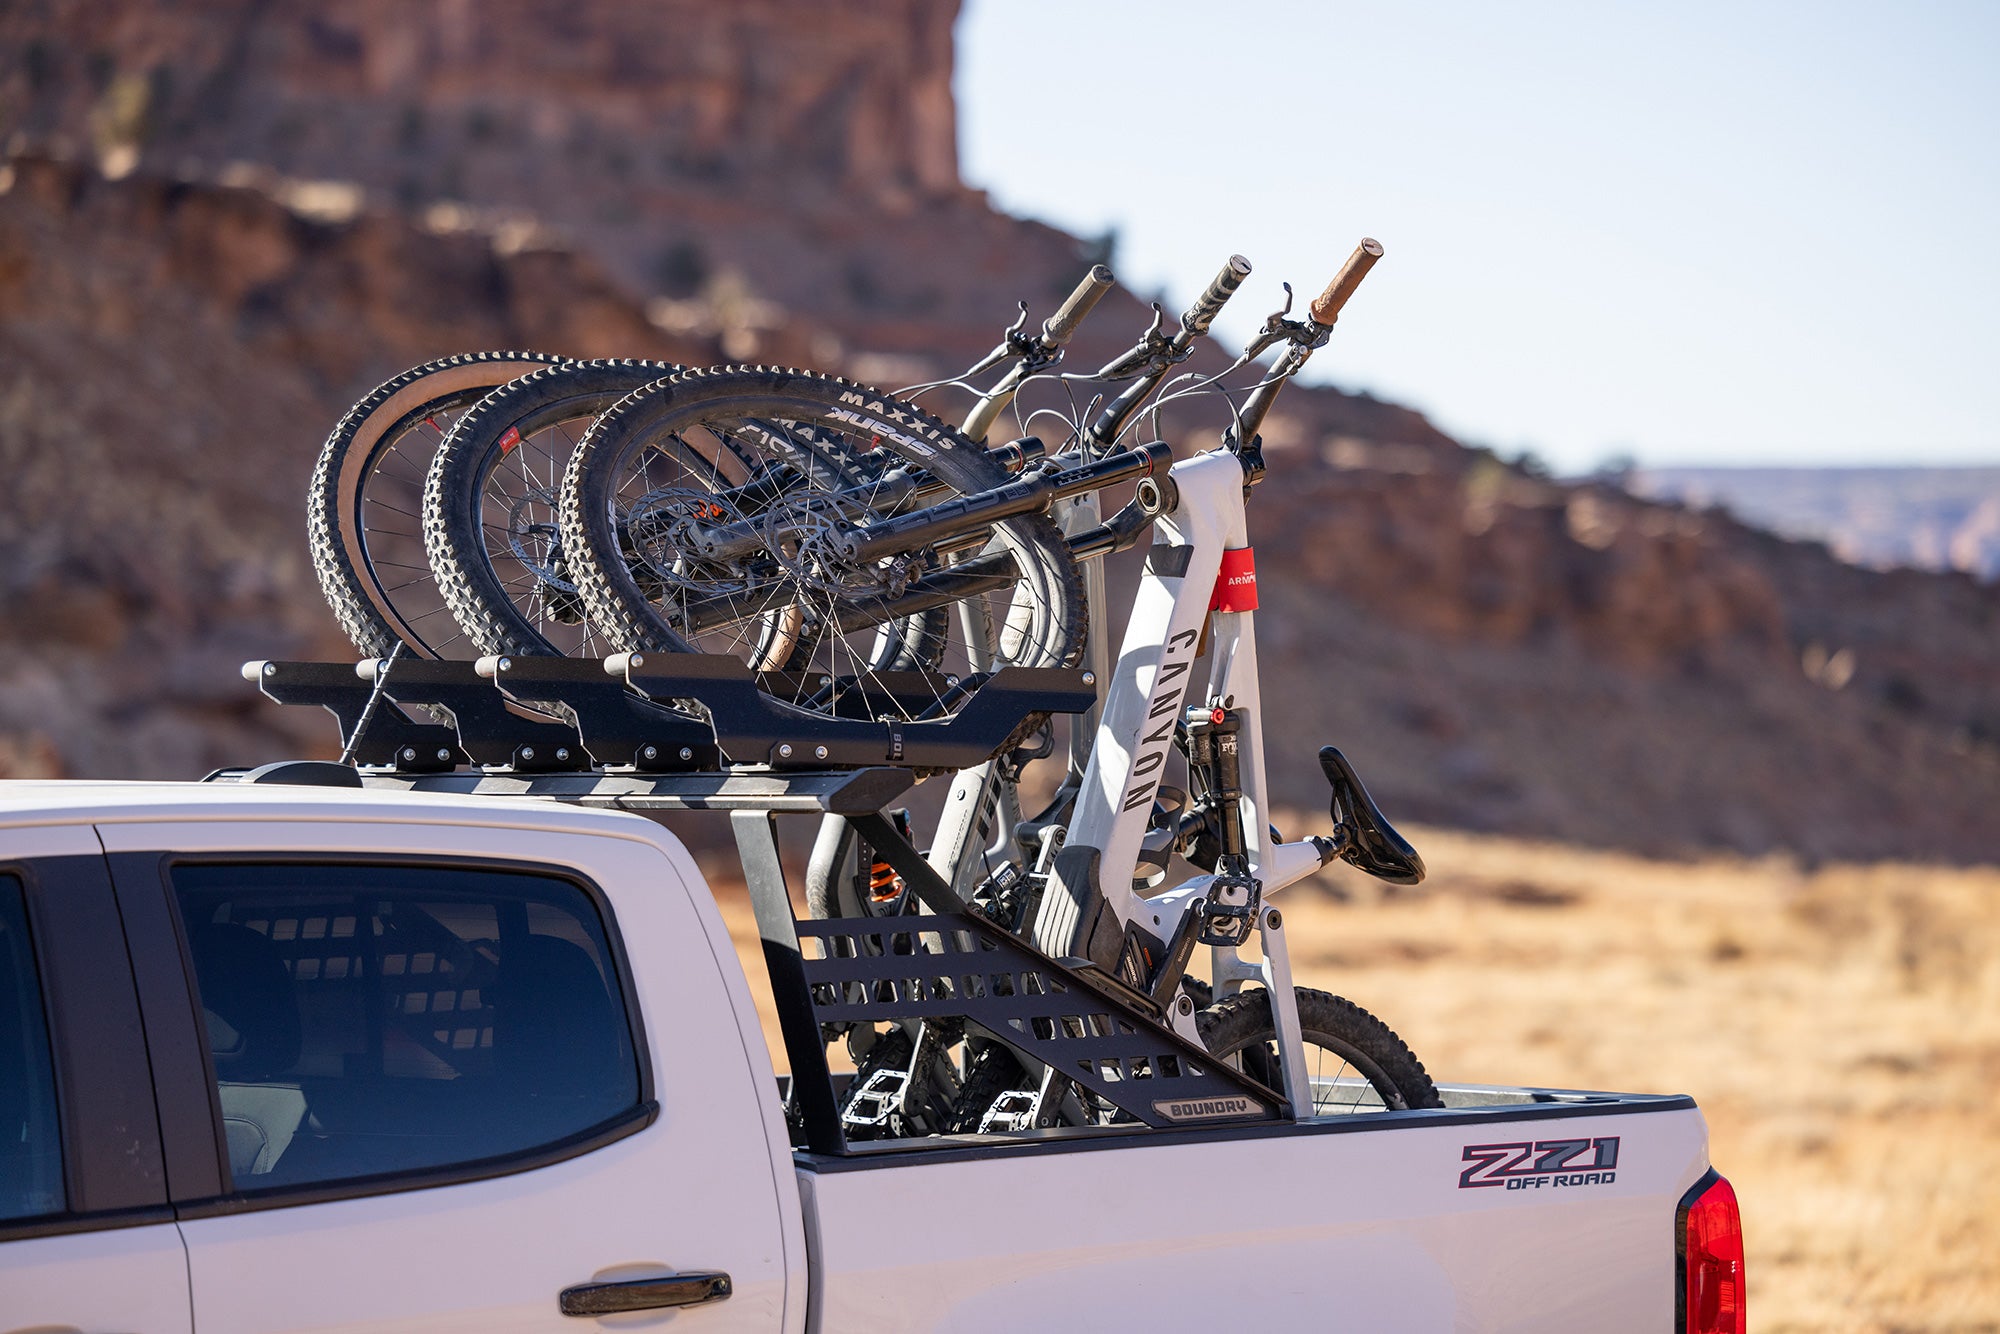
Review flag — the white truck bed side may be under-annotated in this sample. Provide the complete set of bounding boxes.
[800,1097,1706,1332]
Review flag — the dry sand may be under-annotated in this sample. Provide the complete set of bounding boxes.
[708,825,2000,1332]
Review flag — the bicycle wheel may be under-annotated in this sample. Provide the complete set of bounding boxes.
[1196,987,1442,1113]
[423,359,681,658]
[309,351,561,657]
[558,365,1085,725]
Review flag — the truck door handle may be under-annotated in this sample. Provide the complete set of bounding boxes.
[559,1271,733,1316]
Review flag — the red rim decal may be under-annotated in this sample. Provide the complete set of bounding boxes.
[497,426,522,456]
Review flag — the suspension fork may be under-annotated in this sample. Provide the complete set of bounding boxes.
[1059,492,1112,782]
[922,484,1106,898]
[1054,254,1253,788]
[932,259,1118,897]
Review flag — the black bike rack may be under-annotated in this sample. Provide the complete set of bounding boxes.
[229,652,1285,1151]
[244,653,1093,776]
[358,657,593,773]
[613,651,1094,770]
[243,660,464,772]
[481,654,721,772]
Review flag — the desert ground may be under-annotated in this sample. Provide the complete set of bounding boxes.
[708,824,2000,1333]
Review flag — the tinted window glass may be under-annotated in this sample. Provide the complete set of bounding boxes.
[171,863,640,1191]
[0,874,64,1220]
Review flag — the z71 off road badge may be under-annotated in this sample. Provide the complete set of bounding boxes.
[1459,1137,1620,1190]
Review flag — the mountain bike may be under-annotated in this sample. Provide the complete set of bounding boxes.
[791,263,1281,1134]
[547,268,1143,730]
[298,265,1093,680]
[927,240,1439,1127]
[903,254,1258,915]
[415,284,1096,666]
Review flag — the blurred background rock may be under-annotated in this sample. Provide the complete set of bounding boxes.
[3,0,1994,860]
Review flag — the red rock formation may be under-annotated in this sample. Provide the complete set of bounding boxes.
[1,5,1996,861]
[0,0,1059,364]
[2,1,961,201]
[0,151,731,778]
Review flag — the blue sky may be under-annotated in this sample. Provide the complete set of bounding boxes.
[956,1,1999,472]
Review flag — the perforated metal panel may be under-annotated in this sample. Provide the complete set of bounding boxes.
[798,915,1281,1129]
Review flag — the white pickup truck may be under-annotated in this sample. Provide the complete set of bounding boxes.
[0,779,1743,1333]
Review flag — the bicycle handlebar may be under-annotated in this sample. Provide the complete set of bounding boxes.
[1308,238,1383,326]
[1080,253,1251,450]
[1180,254,1253,338]
[1223,238,1385,461]
[959,266,1116,441]
[1042,265,1115,349]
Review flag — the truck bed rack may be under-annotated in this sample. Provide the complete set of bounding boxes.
[224,655,1286,1153]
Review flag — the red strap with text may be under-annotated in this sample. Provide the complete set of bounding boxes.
[1209,546,1258,613]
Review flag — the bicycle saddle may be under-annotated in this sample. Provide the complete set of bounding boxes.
[1318,746,1426,886]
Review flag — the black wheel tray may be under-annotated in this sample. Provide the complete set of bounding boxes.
[242,652,1093,774]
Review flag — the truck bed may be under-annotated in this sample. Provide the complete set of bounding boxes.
[798,1084,1704,1331]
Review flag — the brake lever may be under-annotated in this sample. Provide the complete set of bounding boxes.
[961,300,1056,382]
[1092,303,1173,380]
[1239,282,1331,364]
[1267,281,1295,324]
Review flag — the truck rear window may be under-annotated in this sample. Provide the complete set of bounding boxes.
[0,874,64,1220]
[169,862,641,1193]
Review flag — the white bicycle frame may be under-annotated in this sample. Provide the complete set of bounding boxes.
[1058,445,1323,1107]
[861,242,1388,1118]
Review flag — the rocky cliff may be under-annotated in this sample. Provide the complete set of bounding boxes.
[1243,447,1999,860]
[0,150,727,776]
[1,4,1995,861]
[0,0,1089,367]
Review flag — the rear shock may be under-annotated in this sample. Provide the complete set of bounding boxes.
[859,809,916,913]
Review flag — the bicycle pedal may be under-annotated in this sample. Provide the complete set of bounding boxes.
[979,1088,1039,1134]
[1196,873,1261,947]
[840,1066,910,1129]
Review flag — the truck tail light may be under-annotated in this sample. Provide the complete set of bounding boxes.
[1678,1170,1745,1334]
